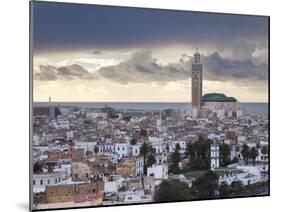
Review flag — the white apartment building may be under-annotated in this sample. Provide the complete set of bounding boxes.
[115,143,130,160]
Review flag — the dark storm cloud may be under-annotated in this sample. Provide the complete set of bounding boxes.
[34,47,268,83]
[202,53,268,82]
[97,51,188,84]
[34,64,96,81]
[95,50,268,84]
[32,2,268,52]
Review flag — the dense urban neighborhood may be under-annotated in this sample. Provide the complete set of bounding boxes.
[32,101,269,209]
[32,51,269,209]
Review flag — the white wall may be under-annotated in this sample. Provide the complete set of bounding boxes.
[147,164,168,180]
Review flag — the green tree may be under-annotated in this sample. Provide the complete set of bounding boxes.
[147,154,157,167]
[140,142,155,174]
[231,181,243,195]
[94,145,99,154]
[219,182,232,197]
[249,147,259,165]
[241,144,250,165]
[192,171,218,199]
[130,138,137,145]
[261,145,268,155]
[220,143,230,167]
[170,143,181,173]
[33,162,43,174]
[154,179,194,202]
[140,142,149,162]
[47,162,54,173]
[187,139,211,170]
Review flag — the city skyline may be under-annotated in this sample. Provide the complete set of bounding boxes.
[33,2,269,103]
[31,2,269,210]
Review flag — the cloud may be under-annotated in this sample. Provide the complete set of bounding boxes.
[231,40,256,60]
[91,50,102,55]
[96,49,268,84]
[33,2,268,53]
[34,46,268,84]
[34,64,97,81]
[202,52,268,82]
[97,51,189,84]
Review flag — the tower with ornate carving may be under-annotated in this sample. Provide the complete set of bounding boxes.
[191,49,203,109]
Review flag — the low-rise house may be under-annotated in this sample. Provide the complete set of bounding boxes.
[115,143,130,160]
[33,171,65,193]
[147,164,168,180]
[99,143,115,154]
[104,175,123,193]
[72,162,91,181]
[155,153,168,165]
[143,176,155,193]
[47,147,84,161]
[131,144,141,156]
[46,181,104,204]
[116,157,144,177]
[118,190,152,204]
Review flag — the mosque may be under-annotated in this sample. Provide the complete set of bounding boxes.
[190,50,243,119]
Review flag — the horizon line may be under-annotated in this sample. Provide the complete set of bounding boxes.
[33,101,269,104]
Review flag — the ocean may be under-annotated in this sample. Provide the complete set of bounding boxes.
[34,102,269,116]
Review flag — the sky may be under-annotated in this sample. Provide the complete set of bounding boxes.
[32,1,269,102]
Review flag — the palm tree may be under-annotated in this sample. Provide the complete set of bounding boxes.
[94,145,99,154]
[171,143,181,173]
[241,144,250,165]
[140,142,151,175]
[220,143,230,166]
[140,142,149,161]
[147,154,157,167]
[249,147,259,165]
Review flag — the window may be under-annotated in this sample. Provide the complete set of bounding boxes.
[33,180,36,185]
[40,180,43,185]
[128,197,132,200]
[47,179,50,184]
[55,178,57,183]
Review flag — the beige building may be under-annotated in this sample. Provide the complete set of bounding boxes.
[116,157,144,177]
[46,182,104,204]
[46,184,74,203]
[71,162,91,181]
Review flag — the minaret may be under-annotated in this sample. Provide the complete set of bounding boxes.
[191,48,203,109]
[48,96,55,119]
[210,144,219,170]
